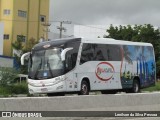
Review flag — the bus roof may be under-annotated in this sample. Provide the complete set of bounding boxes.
[32,38,81,51]
[81,38,153,46]
[33,37,153,51]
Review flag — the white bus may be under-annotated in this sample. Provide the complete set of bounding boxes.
[21,38,156,96]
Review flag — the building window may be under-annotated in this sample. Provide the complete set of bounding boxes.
[40,15,46,22]
[18,10,27,18]
[4,34,10,40]
[17,35,26,42]
[3,9,11,15]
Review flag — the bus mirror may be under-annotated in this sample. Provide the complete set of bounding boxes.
[21,52,30,65]
[61,48,73,61]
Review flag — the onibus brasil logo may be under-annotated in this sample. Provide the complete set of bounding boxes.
[95,62,115,81]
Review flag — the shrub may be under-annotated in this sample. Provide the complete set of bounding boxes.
[0,67,19,86]
[11,82,28,94]
[0,86,11,96]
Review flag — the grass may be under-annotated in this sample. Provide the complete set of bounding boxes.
[142,81,160,92]
[0,82,28,97]
[0,86,10,97]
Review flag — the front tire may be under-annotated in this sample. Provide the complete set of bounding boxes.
[79,81,89,95]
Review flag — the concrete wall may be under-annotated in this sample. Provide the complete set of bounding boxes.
[0,92,160,111]
[0,56,13,67]
[48,32,69,40]
[0,22,4,55]
[74,25,108,38]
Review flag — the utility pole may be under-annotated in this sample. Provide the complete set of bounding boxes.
[42,22,51,40]
[57,21,72,38]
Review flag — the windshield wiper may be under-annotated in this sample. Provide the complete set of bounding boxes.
[34,58,42,79]
[47,59,53,78]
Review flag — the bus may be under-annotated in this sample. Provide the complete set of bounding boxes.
[21,38,156,96]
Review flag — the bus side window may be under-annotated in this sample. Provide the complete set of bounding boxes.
[107,49,112,61]
[80,44,94,64]
[66,54,72,71]
[64,41,80,72]
[107,45,121,61]
[93,44,108,61]
[65,52,77,72]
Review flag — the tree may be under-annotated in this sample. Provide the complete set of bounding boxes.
[104,24,160,76]
[24,37,38,53]
[12,37,38,74]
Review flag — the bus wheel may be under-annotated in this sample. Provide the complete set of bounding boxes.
[131,79,140,93]
[79,81,89,95]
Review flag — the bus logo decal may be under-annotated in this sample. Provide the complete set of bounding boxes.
[43,44,50,48]
[95,62,115,81]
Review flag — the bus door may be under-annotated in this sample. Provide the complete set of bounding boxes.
[65,51,78,91]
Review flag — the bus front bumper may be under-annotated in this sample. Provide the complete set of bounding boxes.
[28,81,66,94]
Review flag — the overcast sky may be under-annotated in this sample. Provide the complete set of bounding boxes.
[49,0,160,35]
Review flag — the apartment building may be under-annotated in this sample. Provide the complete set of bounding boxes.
[0,0,49,56]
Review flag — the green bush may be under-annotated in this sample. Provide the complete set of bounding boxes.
[142,81,160,92]
[11,83,28,94]
[0,86,11,96]
[0,67,19,86]
[0,67,29,96]
[0,82,28,96]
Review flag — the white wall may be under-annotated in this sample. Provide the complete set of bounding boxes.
[0,22,4,55]
[74,25,109,38]
[48,32,69,40]
[0,57,13,67]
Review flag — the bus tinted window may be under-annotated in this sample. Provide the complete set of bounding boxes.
[65,42,80,72]
[93,44,107,61]
[80,44,94,64]
[80,44,122,64]
[93,44,121,61]
[107,45,121,61]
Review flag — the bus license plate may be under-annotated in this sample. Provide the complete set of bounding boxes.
[41,88,48,92]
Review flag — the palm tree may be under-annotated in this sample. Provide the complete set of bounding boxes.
[142,56,146,80]
[135,46,141,75]
[122,46,133,79]
[123,46,133,64]
[137,57,139,75]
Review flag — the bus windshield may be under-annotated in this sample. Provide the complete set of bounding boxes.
[28,48,64,80]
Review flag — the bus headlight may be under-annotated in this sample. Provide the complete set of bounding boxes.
[56,85,63,90]
[55,76,66,82]
[60,75,66,81]
[29,88,34,93]
[55,77,61,81]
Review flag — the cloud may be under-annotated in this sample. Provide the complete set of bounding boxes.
[50,0,160,26]
[49,0,160,37]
